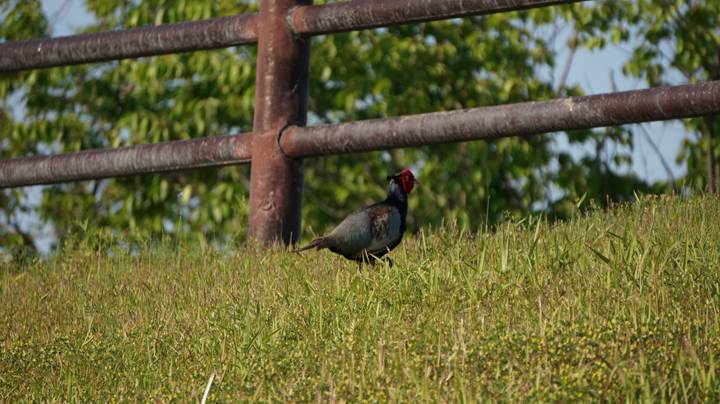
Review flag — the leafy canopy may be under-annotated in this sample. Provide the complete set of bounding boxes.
[0,0,680,252]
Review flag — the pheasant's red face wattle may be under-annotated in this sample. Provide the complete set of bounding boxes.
[400,169,415,193]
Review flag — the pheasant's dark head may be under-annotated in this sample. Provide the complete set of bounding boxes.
[387,168,416,194]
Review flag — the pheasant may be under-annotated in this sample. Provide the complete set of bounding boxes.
[294,168,416,268]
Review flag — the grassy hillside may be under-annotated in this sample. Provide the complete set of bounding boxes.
[1,196,719,401]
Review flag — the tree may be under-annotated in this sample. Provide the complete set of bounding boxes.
[0,0,658,252]
[575,0,720,193]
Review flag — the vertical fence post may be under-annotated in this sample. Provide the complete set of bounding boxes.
[249,0,311,245]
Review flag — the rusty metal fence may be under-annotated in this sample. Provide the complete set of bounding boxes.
[1,0,719,245]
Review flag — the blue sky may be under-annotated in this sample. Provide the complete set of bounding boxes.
[551,36,688,183]
[39,0,689,184]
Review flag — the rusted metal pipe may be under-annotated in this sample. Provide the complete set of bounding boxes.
[290,0,587,34]
[0,0,587,73]
[249,0,311,245]
[0,134,251,188]
[3,82,718,188]
[0,14,259,73]
[280,81,720,157]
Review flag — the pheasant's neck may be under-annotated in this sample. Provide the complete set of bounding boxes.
[386,182,408,216]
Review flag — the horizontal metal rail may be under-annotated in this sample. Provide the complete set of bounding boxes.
[290,0,587,34]
[0,0,586,73]
[0,134,251,187]
[0,14,258,73]
[282,81,720,156]
[2,81,718,188]
[1,0,714,244]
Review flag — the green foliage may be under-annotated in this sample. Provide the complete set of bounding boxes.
[2,195,719,400]
[0,0,47,43]
[626,0,720,192]
[2,1,257,250]
[0,1,668,249]
[304,13,562,233]
[575,0,720,192]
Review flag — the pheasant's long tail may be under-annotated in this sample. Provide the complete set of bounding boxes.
[292,237,331,253]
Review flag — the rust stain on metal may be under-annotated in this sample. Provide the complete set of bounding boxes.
[0,14,259,72]
[249,0,312,245]
[280,81,720,157]
[290,0,588,35]
[0,134,251,188]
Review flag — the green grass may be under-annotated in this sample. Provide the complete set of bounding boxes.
[2,195,720,401]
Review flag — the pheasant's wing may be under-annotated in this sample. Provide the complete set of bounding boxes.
[325,209,373,257]
[324,202,402,260]
[365,204,402,255]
